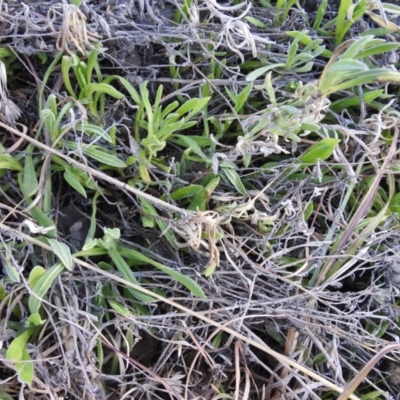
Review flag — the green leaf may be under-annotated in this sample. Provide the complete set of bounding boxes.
[330,89,384,112]
[107,247,156,302]
[61,55,77,98]
[189,177,219,211]
[22,145,39,197]
[319,67,400,95]
[29,263,64,314]
[287,31,307,68]
[76,123,113,143]
[246,63,286,81]
[299,138,341,165]
[18,346,34,386]
[141,135,166,157]
[48,239,73,271]
[66,141,127,168]
[98,261,114,270]
[0,48,14,57]
[313,0,327,30]
[139,197,176,247]
[292,61,313,73]
[335,70,400,92]
[28,206,56,237]
[64,169,87,198]
[103,75,142,104]
[80,83,125,101]
[266,329,286,346]
[243,154,252,168]
[86,191,100,246]
[336,0,352,44]
[245,15,268,28]
[152,84,164,128]
[171,134,210,161]
[356,42,400,59]
[389,192,400,212]
[286,31,332,57]
[0,153,22,171]
[27,313,46,327]
[325,59,369,74]
[0,387,14,400]
[160,101,179,121]
[170,135,213,148]
[6,330,30,361]
[185,97,211,120]
[382,2,400,14]
[175,97,207,117]
[360,391,384,400]
[340,35,377,60]
[86,148,126,168]
[3,259,19,282]
[188,188,208,211]
[336,0,367,45]
[28,266,46,289]
[311,352,327,365]
[2,243,19,283]
[304,201,314,219]
[205,259,218,277]
[211,332,223,348]
[223,167,247,195]
[40,109,56,132]
[86,42,102,83]
[120,247,206,298]
[108,299,130,316]
[6,330,34,386]
[234,82,253,112]
[170,185,203,200]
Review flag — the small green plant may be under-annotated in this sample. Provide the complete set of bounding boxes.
[334,0,368,45]
[132,81,210,182]
[5,314,45,386]
[318,35,400,96]
[246,31,326,79]
[61,43,124,116]
[83,227,205,299]
[274,0,300,25]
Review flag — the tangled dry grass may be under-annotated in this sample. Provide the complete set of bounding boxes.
[1,0,400,399]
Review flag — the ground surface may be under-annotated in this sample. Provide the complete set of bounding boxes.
[1,0,400,399]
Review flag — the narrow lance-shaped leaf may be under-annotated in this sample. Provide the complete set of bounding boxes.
[120,247,206,298]
[0,153,22,171]
[80,83,125,101]
[64,170,87,198]
[48,239,73,271]
[28,266,46,289]
[246,63,286,81]
[22,144,39,197]
[170,185,203,200]
[234,82,253,112]
[29,263,64,314]
[66,141,127,168]
[107,246,156,302]
[0,387,14,400]
[61,55,77,98]
[139,197,177,247]
[300,138,341,165]
[172,134,210,161]
[6,330,34,386]
[2,244,19,283]
[222,166,247,195]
